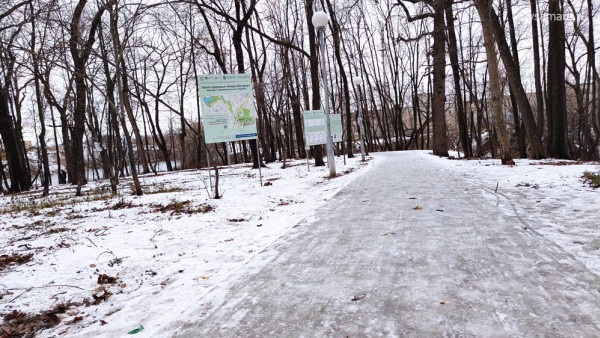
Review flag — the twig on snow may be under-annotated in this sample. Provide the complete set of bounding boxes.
[87,237,98,247]
[97,249,115,260]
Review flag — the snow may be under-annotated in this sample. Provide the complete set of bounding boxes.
[434,152,600,275]
[0,155,375,337]
[1,151,599,337]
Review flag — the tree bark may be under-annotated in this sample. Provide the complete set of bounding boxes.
[530,0,546,137]
[0,90,30,192]
[30,2,51,195]
[120,56,151,173]
[445,0,470,157]
[431,1,449,157]
[474,0,512,163]
[505,0,527,158]
[69,0,105,194]
[0,22,31,192]
[546,0,569,159]
[108,0,143,195]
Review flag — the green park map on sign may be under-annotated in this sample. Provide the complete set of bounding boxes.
[198,74,258,143]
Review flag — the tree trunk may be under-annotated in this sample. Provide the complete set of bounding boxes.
[445,0,470,157]
[431,1,449,157]
[305,0,325,166]
[546,0,569,159]
[586,0,600,157]
[474,0,512,164]
[69,0,105,194]
[0,91,31,192]
[0,26,31,192]
[31,3,50,195]
[506,0,527,158]
[530,0,546,137]
[487,4,545,158]
[325,0,353,158]
[120,57,150,173]
[109,1,142,195]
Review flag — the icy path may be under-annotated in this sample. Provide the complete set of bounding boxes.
[168,151,600,336]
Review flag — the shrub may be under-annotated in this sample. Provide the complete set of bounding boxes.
[583,171,600,188]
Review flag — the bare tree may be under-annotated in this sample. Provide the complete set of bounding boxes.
[69,0,105,194]
[546,0,569,159]
[0,0,32,193]
[474,0,511,164]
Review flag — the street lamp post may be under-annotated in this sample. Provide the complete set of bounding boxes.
[312,11,336,177]
[353,76,366,162]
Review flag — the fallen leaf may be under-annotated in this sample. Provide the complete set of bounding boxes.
[67,316,83,325]
[201,276,210,280]
[351,293,366,301]
[413,206,423,210]
[120,283,127,288]
[92,290,112,305]
[98,274,117,284]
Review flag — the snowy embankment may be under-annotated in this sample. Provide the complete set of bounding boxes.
[433,153,600,275]
[0,156,375,337]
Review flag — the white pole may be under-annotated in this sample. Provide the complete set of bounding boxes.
[306,147,310,172]
[205,150,213,193]
[226,142,231,165]
[357,84,366,161]
[256,140,263,186]
[318,27,336,177]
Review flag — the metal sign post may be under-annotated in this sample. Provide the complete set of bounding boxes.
[256,141,263,186]
[306,147,310,172]
[317,27,336,177]
[205,150,213,194]
[226,142,231,166]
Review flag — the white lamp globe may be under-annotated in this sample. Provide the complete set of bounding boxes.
[312,11,329,28]
[353,76,362,85]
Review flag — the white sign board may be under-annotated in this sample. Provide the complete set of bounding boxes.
[303,111,343,146]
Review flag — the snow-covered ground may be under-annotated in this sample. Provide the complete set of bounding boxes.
[0,155,375,337]
[0,151,598,337]
[436,153,600,275]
